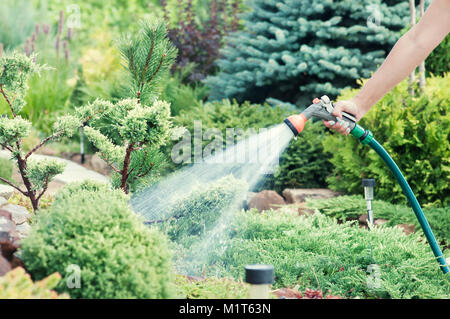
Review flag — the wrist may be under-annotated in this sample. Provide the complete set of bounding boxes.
[351,96,371,121]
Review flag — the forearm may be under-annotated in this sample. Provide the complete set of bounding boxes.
[353,32,424,113]
[352,0,450,117]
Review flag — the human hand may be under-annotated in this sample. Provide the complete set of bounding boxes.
[322,99,363,135]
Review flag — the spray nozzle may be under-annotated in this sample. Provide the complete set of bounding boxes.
[284,95,357,136]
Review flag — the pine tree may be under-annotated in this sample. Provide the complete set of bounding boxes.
[0,53,83,211]
[79,20,177,194]
[205,0,410,106]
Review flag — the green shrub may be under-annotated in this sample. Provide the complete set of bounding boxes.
[427,35,449,76]
[306,195,450,246]
[0,267,69,299]
[175,275,250,299]
[274,121,333,191]
[323,75,450,206]
[207,209,450,299]
[0,157,13,185]
[20,181,175,299]
[162,175,248,244]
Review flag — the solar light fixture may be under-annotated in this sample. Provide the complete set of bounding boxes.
[362,178,376,227]
[245,264,274,299]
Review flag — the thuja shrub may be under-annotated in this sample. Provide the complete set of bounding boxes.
[20,181,175,299]
[306,195,450,246]
[208,209,450,299]
[323,75,450,206]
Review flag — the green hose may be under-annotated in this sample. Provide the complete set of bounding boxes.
[351,124,449,275]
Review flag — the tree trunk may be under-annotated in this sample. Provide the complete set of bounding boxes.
[408,0,416,96]
[418,0,426,90]
[120,143,135,194]
[16,155,39,211]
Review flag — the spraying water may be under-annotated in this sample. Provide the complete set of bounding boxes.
[131,123,294,220]
[130,123,294,275]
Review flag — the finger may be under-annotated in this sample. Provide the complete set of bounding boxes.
[322,120,332,128]
[332,101,345,119]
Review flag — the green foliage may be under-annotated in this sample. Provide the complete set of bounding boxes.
[427,35,449,76]
[274,121,333,191]
[206,0,410,106]
[20,181,175,299]
[119,19,177,105]
[162,175,248,243]
[175,275,250,299]
[0,267,69,299]
[0,0,38,51]
[207,209,450,299]
[160,67,208,116]
[323,75,450,206]
[79,20,176,193]
[26,158,65,191]
[0,158,13,185]
[0,52,85,211]
[306,195,450,246]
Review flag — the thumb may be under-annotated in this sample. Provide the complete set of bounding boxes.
[332,101,347,119]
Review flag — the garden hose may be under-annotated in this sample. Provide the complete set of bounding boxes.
[285,95,449,275]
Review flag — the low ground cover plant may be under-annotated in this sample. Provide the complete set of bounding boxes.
[205,209,450,299]
[20,181,175,299]
[306,195,450,246]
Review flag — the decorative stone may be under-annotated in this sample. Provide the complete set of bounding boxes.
[374,219,388,226]
[0,184,14,200]
[247,190,286,212]
[2,204,31,225]
[0,196,7,207]
[90,154,109,174]
[396,224,415,235]
[358,214,368,225]
[282,188,341,204]
[16,222,31,239]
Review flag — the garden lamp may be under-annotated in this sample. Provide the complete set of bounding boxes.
[362,178,376,227]
[245,264,274,299]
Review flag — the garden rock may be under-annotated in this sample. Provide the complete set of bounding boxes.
[358,214,368,225]
[374,219,388,226]
[0,209,22,276]
[247,190,285,212]
[90,154,109,174]
[0,185,14,200]
[16,223,31,239]
[2,204,30,225]
[396,224,415,235]
[282,188,341,204]
[0,196,7,207]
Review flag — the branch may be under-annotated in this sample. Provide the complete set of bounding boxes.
[26,131,63,159]
[99,152,121,174]
[0,142,13,153]
[0,176,27,195]
[140,34,155,85]
[146,54,166,86]
[36,177,49,202]
[138,162,154,178]
[0,84,16,117]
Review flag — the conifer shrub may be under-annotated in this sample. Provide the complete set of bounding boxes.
[306,195,450,246]
[161,175,248,244]
[323,76,450,206]
[206,0,410,106]
[207,209,450,299]
[20,181,175,299]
